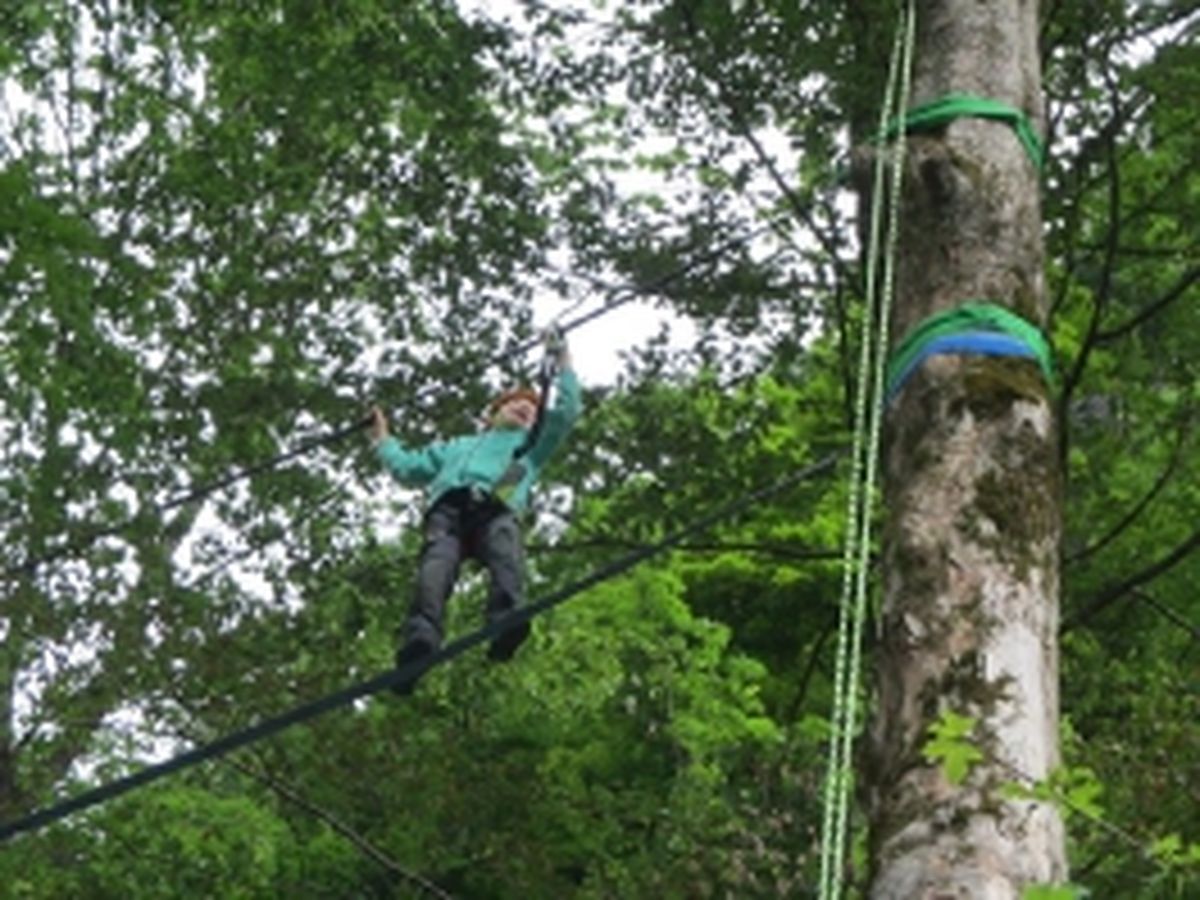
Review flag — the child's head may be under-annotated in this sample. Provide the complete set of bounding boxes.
[488,387,539,429]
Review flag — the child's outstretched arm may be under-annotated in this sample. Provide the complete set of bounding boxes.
[525,346,582,469]
[370,406,444,486]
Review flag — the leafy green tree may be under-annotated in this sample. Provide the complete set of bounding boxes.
[1,0,1197,897]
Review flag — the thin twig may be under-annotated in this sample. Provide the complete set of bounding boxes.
[223,756,455,900]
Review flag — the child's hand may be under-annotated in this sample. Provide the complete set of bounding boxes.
[369,406,389,444]
[542,325,570,370]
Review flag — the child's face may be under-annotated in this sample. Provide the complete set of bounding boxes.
[495,396,537,429]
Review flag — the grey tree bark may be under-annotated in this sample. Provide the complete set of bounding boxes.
[866,1,1069,897]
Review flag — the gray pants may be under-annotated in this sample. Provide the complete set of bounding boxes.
[404,487,525,648]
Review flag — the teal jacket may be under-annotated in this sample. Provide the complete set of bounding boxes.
[376,369,582,513]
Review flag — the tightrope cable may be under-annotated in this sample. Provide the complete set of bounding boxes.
[0,451,840,844]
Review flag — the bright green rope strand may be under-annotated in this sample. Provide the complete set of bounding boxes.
[837,0,915,869]
[817,3,915,897]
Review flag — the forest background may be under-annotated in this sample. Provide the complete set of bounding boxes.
[0,1,1196,897]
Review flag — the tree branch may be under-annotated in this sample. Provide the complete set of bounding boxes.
[680,20,855,298]
[529,537,841,563]
[1059,85,1123,410]
[1062,525,1200,632]
[785,615,839,726]
[732,116,855,291]
[223,755,456,900]
[1095,265,1200,343]
[160,691,454,900]
[1132,590,1200,643]
[1064,414,1188,567]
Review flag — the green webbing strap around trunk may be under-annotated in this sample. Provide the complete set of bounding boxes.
[887,92,1044,169]
[885,302,1056,399]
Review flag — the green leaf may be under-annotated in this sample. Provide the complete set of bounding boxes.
[922,710,984,785]
[1021,885,1089,900]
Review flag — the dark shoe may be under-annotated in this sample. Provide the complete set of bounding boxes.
[392,638,435,695]
[487,617,531,663]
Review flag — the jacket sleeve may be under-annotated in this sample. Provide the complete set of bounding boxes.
[525,368,583,469]
[375,435,445,486]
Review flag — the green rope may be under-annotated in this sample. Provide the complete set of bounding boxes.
[887,92,1044,169]
[885,302,1056,397]
[817,3,915,898]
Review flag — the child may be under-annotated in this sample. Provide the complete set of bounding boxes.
[369,339,581,692]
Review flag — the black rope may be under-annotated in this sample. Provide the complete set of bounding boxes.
[511,331,562,462]
[6,221,782,583]
[0,450,840,843]
[555,220,784,338]
[156,417,375,515]
[4,416,376,583]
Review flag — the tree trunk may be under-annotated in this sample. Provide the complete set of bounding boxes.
[866,1,1068,897]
